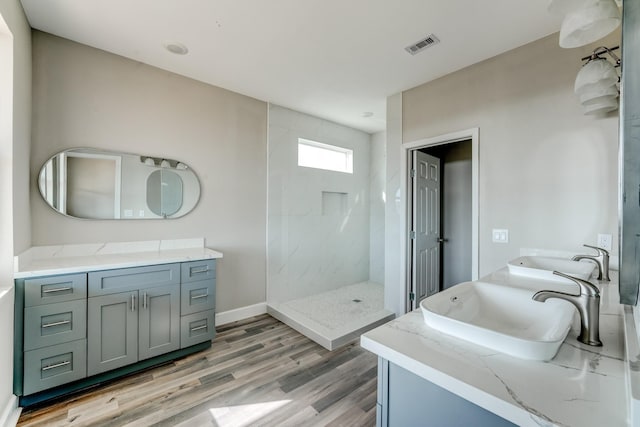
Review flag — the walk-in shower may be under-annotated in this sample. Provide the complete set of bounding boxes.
[266,105,393,350]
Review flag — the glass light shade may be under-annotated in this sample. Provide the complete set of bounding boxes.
[583,96,618,114]
[559,0,621,48]
[574,59,618,94]
[548,0,590,16]
[581,94,617,106]
[578,84,618,103]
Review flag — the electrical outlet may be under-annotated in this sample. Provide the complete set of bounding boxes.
[597,233,612,251]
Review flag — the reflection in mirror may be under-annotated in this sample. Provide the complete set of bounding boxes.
[146,170,183,217]
[38,148,200,220]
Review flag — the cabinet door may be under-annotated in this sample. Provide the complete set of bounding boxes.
[88,292,138,376]
[138,284,180,361]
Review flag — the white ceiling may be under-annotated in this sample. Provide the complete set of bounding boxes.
[19,0,562,134]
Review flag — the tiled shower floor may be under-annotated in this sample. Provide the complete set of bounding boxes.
[268,281,395,350]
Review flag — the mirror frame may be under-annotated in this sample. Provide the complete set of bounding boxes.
[38,148,201,220]
[619,0,639,305]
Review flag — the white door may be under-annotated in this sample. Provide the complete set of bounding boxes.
[412,151,441,306]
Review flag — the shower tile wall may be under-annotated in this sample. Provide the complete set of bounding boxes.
[369,131,386,285]
[268,105,372,304]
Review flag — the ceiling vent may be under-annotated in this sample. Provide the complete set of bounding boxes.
[405,34,440,55]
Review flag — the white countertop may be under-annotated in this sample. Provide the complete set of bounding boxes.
[14,238,223,278]
[361,268,627,427]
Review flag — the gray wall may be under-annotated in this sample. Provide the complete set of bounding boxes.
[30,31,268,312]
[384,31,620,316]
[403,32,620,278]
[0,0,31,420]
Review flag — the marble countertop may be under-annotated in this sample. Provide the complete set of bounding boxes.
[361,268,627,427]
[14,238,223,278]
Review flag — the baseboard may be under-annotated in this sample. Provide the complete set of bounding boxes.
[0,395,20,427]
[215,302,267,326]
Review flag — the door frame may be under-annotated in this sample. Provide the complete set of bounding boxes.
[401,128,479,312]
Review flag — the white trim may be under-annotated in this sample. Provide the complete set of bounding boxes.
[65,151,122,218]
[215,302,267,326]
[0,395,20,427]
[401,128,480,312]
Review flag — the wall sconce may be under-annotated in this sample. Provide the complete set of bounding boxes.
[549,0,621,48]
[575,46,621,114]
[140,156,187,170]
[142,157,156,166]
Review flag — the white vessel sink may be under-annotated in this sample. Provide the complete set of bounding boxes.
[420,281,574,361]
[507,256,596,282]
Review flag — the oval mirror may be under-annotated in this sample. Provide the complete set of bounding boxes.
[38,148,201,219]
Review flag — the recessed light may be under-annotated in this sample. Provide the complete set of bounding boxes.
[164,42,189,55]
[362,112,374,118]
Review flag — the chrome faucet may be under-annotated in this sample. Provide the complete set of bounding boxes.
[532,271,602,347]
[571,244,610,282]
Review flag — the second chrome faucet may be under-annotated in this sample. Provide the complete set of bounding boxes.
[572,244,610,281]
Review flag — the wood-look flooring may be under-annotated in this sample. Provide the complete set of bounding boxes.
[17,314,378,427]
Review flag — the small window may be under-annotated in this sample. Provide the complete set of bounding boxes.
[297,138,353,174]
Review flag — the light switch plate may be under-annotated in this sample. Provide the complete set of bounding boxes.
[492,229,509,243]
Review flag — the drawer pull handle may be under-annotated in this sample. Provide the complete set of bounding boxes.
[191,293,208,300]
[191,325,208,332]
[190,267,209,275]
[42,360,71,371]
[42,320,71,328]
[42,287,72,294]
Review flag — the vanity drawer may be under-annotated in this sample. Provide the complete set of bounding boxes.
[24,274,87,307]
[181,279,215,315]
[88,263,180,296]
[180,310,215,348]
[23,340,87,395]
[24,300,87,351]
[181,260,215,284]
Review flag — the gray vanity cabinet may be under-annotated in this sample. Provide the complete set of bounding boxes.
[15,259,217,406]
[377,358,516,427]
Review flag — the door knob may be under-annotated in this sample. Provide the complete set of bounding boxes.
[438,238,448,243]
